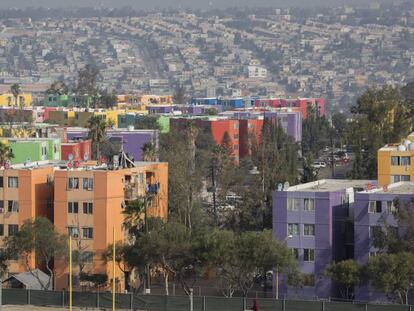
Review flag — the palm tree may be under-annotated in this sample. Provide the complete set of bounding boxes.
[87,115,107,161]
[10,83,20,108]
[0,142,14,166]
[122,198,146,236]
[141,143,158,162]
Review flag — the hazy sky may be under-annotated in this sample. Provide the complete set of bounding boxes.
[0,0,391,10]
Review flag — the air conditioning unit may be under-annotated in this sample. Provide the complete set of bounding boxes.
[0,208,4,213]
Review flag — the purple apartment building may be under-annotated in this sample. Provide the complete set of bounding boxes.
[273,179,374,300]
[353,182,414,303]
[66,128,159,161]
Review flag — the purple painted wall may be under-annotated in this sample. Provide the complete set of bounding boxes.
[66,128,159,161]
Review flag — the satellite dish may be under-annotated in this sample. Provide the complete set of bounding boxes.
[83,152,89,161]
[74,161,80,168]
[383,185,388,192]
[68,153,73,161]
[67,162,73,169]
[277,183,283,191]
[367,182,373,190]
[26,156,31,163]
[283,181,290,190]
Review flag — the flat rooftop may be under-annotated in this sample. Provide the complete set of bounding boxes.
[360,181,414,195]
[286,179,375,193]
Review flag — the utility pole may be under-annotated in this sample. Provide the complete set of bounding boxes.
[211,162,217,226]
[331,134,335,179]
[145,195,150,293]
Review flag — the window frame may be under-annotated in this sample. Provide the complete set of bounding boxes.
[68,202,79,214]
[304,198,315,212]
[303,224,315,236]
[288,223,299,236]
[83,202,93,214]
[7,177,18,188]
[68,177,79,190]
[304,248,315,262]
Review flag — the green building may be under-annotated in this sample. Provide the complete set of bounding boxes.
[43,94,93,108]
[7,138,61,164]
[117,113,170,133]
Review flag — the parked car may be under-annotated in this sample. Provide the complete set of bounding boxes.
[312,161,327,168]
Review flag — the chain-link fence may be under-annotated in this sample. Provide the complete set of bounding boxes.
[1,288,413,311]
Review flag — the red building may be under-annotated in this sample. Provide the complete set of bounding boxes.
[61,139,92,162]
[254,98,325,119]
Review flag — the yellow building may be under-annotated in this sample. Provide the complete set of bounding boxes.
[0,93,32,107]
[378,135,414,185]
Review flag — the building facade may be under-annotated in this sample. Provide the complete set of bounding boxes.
[53,161,168,291]
[273,179,373,299]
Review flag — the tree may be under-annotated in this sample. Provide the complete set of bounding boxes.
[87,115,107,160]
[5,217,68,290]
[349,86,411,179]
[203,230,296,297]
[366,252,414,304]
[301,108,331,158]
[0,142,14,166]
[331,112,348,140]
[75,64,100,106]
[10,83,21,108]
[46,80,69,95]
[99,89,117,108]
[301,152,318,183]
[251,118,299,229]
[173,85,186,105]
[142,142,158,162]
[122,198,146,236]
[324,260,360,300]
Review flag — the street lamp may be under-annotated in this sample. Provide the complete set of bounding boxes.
[275,235,293,300]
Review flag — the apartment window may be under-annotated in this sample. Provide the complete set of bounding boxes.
[287,198,300,211]
[83,227,93,239]
[303,274,315,286]
[68,178,79,189]
[83,178,94,190]
[68,202,79,214]
[8,224,18,236]
[391,156,400,166]
[0,201,3,212]
[7,201,19,212]
[234,134,239,140]
[369,226,382,238]
[288,223,299,236]
[8,177,18,188]
[401,156,411,166]
[291,248,299,260]
[233,123,239,129]
[401,175,411,181]
[83,202,93,214]
[0,224,3,236]
[233,145,238,150]
[67,227,79,237]
[391,175,401,183]
[0,177,3,188]
[304,249,315,262]
[82,251,94,263]
[304,199,315,212]
[386,201,396,213]
[368,201,382,213]
[47,199,54,210]
[303,224,315,236]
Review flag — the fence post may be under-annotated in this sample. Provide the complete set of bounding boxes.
[199,286,201,297]
[130,292,133,310]
[62,291,65,308]
[202,296,206,311]
[96,291,100,308]
[173,283,176,296]
[321,300,325,311]
[27,289,30,305]
[282,299,286,311]
[365,304,368,311]
[189,288,193,311]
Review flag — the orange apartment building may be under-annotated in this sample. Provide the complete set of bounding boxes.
[0,162,55,276]
[53,161,168,291]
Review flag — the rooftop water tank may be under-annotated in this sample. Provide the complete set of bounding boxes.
[398,144,407,151]
[404,139,411,147]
